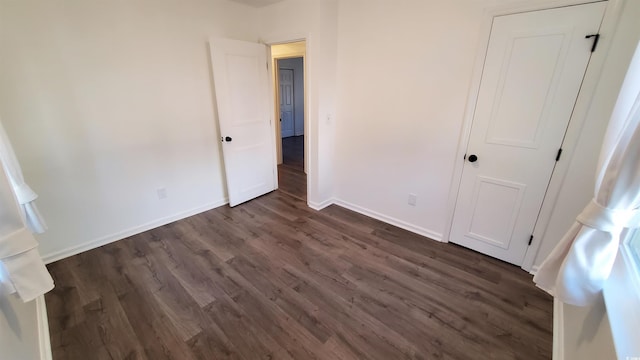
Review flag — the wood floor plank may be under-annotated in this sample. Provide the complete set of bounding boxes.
[186,325,244,360]
[227,289,323,360]
[117,289,197,360]
[46,262,87,333]
[226,254,333,344]
[288,267,423,360]
[82,294,146,360]
[279,136,306,201]
[46,160,553,360]
[203,294,290,360]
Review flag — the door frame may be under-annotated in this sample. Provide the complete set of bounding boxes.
[266,35,310,193]
[443,0,624,272]
[273,53,305,167]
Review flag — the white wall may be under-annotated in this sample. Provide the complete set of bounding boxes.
[259,0,339,208]
[0,296,43,360]
[334,0,487,239]
[331,0,640,269]
[560,299,617,360]
[0,0,261,261]
[271,41,306,58]
[278,57,305,136]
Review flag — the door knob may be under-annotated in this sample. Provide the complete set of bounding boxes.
[468,154,478,163]
[225,136,232,142]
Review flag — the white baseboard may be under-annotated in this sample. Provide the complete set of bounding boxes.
[553,298,564,360]
[42,199,228,264]
[308,198,334,211]
[332,198,443,242]
[36,296,52,360]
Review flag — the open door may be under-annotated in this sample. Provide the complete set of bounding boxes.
[210,38,277,207]
[279,68,296,138]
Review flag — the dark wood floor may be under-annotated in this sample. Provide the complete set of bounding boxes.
[279,136,306,201]
[45,156,553,360]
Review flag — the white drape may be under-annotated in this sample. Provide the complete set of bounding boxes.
[0,119,53,302]
[0,163,54,302]
[0,121,47,233]
[533,90,640,306]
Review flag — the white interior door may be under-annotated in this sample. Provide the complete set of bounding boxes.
[450,3,606,265]
[210,38,277,207]
[279,68,295,138]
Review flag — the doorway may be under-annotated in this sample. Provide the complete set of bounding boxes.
[449,2,606,266]
[272,42,307,201]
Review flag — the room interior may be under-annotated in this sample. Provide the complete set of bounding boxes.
[1,0,639,359]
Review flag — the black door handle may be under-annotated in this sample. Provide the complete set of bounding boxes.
[586,34,600,52]
[468,154,478,163]
[225,136,232,142]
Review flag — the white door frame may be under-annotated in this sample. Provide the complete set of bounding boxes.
[274,57,304,164]
[443,0,625,272]
[265,34,311,197]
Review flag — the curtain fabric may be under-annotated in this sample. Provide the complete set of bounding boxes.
[533,91,640,306]
[0,122,47,233]
[0,119,53,302]
[0,229,54,302]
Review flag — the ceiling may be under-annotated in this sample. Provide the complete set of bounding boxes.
[227,0,286,7]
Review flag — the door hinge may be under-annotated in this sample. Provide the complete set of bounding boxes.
[528,235,534,246]
[586,34,600,53]
[555,148,563,162]
[463,154,467,160]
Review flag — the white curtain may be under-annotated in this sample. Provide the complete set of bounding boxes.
[533,90,640,306]
[0,119,53,302]
[0,121,47,233]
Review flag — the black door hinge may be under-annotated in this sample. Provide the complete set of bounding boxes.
[528,235,534,246]
[555,148,563,162]
[586,34,600,53]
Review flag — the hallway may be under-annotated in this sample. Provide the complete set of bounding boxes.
[278,135,305,201]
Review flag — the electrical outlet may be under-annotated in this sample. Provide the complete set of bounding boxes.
[157,187,167,200]
[408,193,417,206]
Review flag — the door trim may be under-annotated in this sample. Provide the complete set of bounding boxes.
[273,55,306,164]
[265,34,311,200]
[271,44,306,168]
[444,0,624,272]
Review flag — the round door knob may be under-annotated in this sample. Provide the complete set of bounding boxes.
[225,136,232,142]
[468,154,478,163]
